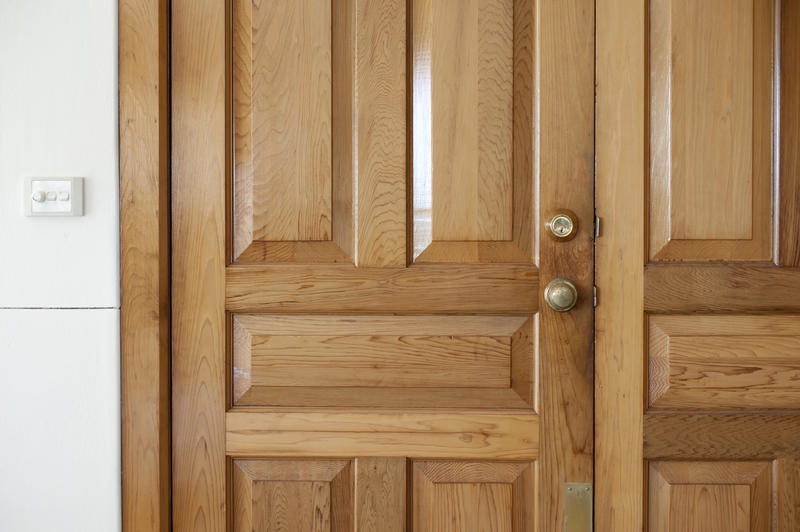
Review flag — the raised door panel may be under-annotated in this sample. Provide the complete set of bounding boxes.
[233,0,354,263]
[649,0,774,261]
[232,459,353,532]
[648,315,800,410]
[648,461,771,531]
[412,461,535,531]
[233,315,534,409]
[411,0,534,263]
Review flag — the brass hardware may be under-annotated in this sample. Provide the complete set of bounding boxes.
[544,279,579,312]
[546,210,578,240]
[564,483,592,532]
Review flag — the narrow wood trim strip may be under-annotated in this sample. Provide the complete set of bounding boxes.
[226,265,539,314]
[779,0,800,266]
[644,414,800,458]
[119,0,171,530]
[171,0,228,528]
[595,0,646,529]
[645,265,800,313]
[226,411,539,460]
[536,0,596,528]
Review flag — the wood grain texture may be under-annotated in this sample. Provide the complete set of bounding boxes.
[233,0,355,263]
[430,0,514,242]
[648,461,771,531]
[644,414,800,459]
[227,411,538,459]
[251,0,332,243]
[235,387,531,410]
[246,334,510,387]
[356,0,406,267]
[777,458,800,529]
[119,0,170,529]
[171,0,227,529]
[411,0,534,264]
[649,315,800,410]
[645,265,800,313]
[233,315,529,404]
[232,459,353,532]
[331,0,356,264]
[596,0,645,529]
[537,0,595,529]
[412,461,534,531]
[779,0,800,266]
[356,458,406,532]
[537,0,597,522]
[226,264,538,314]
[649,0,774,262]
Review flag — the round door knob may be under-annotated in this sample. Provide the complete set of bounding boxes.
[545,210,578,240]
[544,278,578,312]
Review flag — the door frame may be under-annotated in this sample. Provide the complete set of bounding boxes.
[118,0,638,530]
[119,0,171,530]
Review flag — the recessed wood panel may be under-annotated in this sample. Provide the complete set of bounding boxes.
[412,0,534,263]
[413,461,534,531]
[233,315,534,408]
[232,459,353,532]
[649,0,774,261]
[233,0,353,262]
[648,461,771,531]
[649,315,800,410]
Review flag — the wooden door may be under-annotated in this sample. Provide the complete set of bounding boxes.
[171,0,593,530]
[597,0,800,529]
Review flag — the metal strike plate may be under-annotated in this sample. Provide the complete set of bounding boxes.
[564,483,592,532]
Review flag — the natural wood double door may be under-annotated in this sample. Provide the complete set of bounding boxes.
[170,0,800,530]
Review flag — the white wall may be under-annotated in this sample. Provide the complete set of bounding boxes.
[0,1,120,531]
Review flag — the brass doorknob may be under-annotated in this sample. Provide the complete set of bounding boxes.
[544,278,578,312]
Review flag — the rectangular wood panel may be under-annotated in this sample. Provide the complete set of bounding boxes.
[649,315,800,410]
[411,0,534,263]
[233,0,353,262]
[233,315,534,408]
[356,458,406,531]
[355,0,407,267]
[413,461,534,531]
[232,459,353,532]
[648,461,771,531]
[649,0,774,261]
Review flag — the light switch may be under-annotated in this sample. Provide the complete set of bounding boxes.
[24,177,84,217]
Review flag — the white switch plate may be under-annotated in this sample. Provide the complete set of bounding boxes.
[24,177,84,216]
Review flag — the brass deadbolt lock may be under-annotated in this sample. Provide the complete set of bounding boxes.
[544,278,579,312]
[545,210,578,240]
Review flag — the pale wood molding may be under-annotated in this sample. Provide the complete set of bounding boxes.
[595,0,646,529]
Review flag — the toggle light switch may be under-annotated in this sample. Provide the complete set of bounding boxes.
[24,177,84,217]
